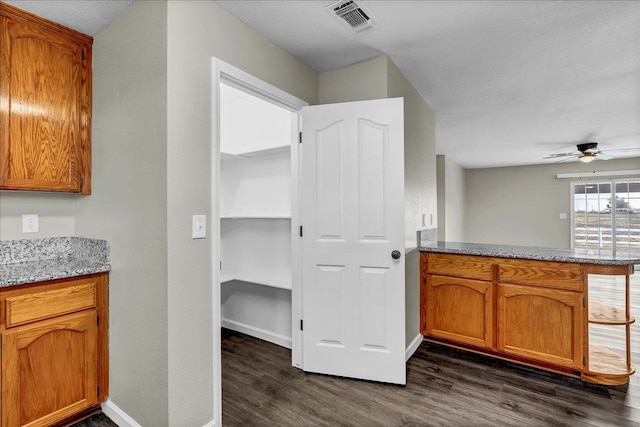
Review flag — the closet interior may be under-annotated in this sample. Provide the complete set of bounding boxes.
[219,83,295,348]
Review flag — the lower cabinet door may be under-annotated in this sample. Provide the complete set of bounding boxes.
[497,283,583,369]
[426,274,494,349]
[2,310,97,427]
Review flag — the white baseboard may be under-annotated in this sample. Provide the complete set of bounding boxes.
[101,400,142,427]
[203,420,217,427]
[222,318,292,349]
[405,333,423,361]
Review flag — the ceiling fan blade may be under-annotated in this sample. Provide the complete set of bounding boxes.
[544,152,579,159]
[555,156,578,163]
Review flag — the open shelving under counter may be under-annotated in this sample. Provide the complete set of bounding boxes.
[583,264,636,385]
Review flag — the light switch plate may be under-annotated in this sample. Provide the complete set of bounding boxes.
[22,214,39,233]
[559,213,567,220]
[192,215,206,239]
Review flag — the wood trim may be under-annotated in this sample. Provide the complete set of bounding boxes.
[585,264,634,276]
[79,40,92,194]
[420,252,428,334]
[96,274,109,403]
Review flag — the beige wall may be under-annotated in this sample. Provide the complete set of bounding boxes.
[166,1,317,425]
[319,55,387,104]
[0,192,76,240]
[386,57,437,348]
[74,1,169,425]
[436,155,466,242]
[1,1,318,425]
[318,54,437,348]
[465,157,640,247]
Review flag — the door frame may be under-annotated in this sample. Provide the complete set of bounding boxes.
[211,57,308,424]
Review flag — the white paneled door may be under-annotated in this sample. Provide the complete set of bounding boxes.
[300,98,406,384]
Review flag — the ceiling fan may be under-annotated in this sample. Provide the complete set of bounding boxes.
[543,142,639,163]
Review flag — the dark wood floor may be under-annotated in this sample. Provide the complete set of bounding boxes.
[75,273,640,426]
[69,413,117,427]
[222,331,640,427]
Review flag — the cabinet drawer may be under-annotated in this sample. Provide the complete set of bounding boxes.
[498,260,582,291]
[427,253,493,280]
[5,280,96,328]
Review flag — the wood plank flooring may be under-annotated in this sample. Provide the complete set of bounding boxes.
[222,272,640,427]
[222,329,640,426]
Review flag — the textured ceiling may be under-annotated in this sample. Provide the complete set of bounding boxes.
[216,0,640,169]
[3,0,134,36]
[5,0,639,169]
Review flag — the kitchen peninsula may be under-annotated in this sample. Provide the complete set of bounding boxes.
[420,241,639,385]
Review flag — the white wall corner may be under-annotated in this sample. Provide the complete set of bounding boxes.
[406,333,423,362]
[101,400,142,427]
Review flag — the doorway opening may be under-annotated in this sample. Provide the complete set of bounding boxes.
[211,58,307,425]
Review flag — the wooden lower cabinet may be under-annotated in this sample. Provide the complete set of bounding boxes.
[426,274,493,349]
[497,283,583,369]
[0,274,108,427]
[422,252,586,377]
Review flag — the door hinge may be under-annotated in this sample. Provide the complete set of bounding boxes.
[582,356,586,367]
[300,319,303,331]
[220,261,222,271]
[299,132,302,143]
[299,226,303,237]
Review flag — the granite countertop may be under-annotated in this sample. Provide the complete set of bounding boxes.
[419,241,640,266]
[0,237,111,287]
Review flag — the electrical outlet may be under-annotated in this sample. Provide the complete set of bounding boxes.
[22,214,39,233]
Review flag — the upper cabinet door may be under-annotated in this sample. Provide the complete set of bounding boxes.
[0,4,92,194]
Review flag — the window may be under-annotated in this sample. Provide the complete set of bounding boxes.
[572,179,640,251]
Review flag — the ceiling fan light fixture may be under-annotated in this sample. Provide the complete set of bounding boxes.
[579,153,596,163]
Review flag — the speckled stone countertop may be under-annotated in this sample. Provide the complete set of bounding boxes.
[419,241,640,266]
[0,237,110,287]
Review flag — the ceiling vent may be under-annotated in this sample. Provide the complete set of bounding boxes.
[326,0,380,34]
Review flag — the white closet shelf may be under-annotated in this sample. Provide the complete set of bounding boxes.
[221,214,291,219]
[221,273,292,290]
[221,145,290,160]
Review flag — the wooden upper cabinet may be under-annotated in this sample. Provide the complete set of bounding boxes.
[0,3,92,194]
